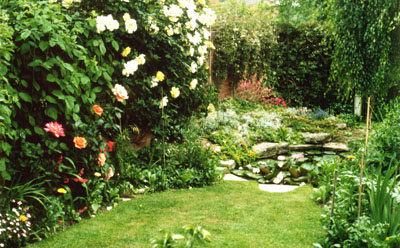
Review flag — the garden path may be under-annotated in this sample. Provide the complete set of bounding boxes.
[224,173,299,192]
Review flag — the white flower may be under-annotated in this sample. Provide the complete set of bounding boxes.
[125,19,137,34]
[150,24,159,34]
[105,15,119,31]
[135,54,146,65]
[159,96,168,108]
[187,31,202,45]
[96,15,107,33]
[170,87,180,98]
[202,28,211,40]
[187,8,199,21]
[150,77,159,88]
[189,61,197,73]
[163,5,184,20]
[207,103,215,113]
[122,60,139,77]
[198,8,216,27]
[123,13,131,22]
[112,84,129,102]
[121,0,129,2]
[197,56,205,66]
[252,168,260,174]
[189,79,198,90]
[198,45,207,55]
[187,47,195,56]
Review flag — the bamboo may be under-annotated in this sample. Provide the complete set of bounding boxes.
[330,169,338,228]
[357,97,371,221]
[161,88,166,168]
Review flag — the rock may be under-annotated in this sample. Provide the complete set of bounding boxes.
[210,145,222,153]
[336,123,347,130]
[219,160,236,170]
[323,142,349,152]
[302,132,332,144]
[252,142,289,158]
[289,144,321,151]
[277,155,286,161]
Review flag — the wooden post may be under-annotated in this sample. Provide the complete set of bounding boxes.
[357,97,371,221]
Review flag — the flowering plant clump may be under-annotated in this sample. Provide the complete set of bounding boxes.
[0,201,32,247]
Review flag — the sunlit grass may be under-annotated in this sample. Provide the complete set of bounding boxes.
[29,181,324,248]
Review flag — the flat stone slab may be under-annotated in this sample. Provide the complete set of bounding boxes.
[323,142,349,152]
[220,160,236,170]
[252,142,289,158]
[302,132,332,144]
[259,184,299,193]
[289,144,321,151]
[224,173,248,181]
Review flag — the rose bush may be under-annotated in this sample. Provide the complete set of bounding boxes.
[0,0,219,245]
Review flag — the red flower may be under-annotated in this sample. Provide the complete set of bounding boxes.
[107,141,115,152]
[64,178,70,184]
[56,155,63,165]
[78,206,88,214]
[78,168,84,177]
[44,122,65,138]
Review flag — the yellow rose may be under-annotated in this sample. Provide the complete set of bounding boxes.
[207,103,215,113]
[121,47,131,57]
[57,188,67,194]
[170,87,180,98]
[156,71,165,82]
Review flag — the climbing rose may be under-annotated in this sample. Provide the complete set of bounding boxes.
[106,141,115,152]
[189,79,198,90]
[73,136,87,149]
[159,96,168,109]
[121,46,131,57]
[44,122,65,138]
[57,188,67,194]
[156,71,165,82]
[112,84,129,102]
[105,167,114,181]
[170,87,180,98]
[92,105,103,116]
[291,153,304,159]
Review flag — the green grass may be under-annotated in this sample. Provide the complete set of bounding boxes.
[29,181,324,248]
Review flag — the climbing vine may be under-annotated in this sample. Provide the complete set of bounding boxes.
[327,0,400,99]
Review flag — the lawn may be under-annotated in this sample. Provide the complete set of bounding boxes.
[29,181,324,248]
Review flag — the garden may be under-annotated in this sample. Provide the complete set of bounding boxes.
[1,0,400,247]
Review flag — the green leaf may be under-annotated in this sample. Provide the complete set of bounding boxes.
[39,41,49,52]
[18,92,32,103]
[60,143,68,151]
[65,96,75,112]
[34,126,45,136]
[28,115,36,126]
[46,95,57,104]
[46,74,57,83]
[33,81,40,91]
[111,40,119,51]
[52,90,65,100]
[0,158,11,181]
[21,30,31,40]
[99,43,106,55]
[81,76,90,85]
[45,106,58,120]
[92,86,102,93]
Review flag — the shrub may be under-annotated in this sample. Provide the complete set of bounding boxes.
[0,0,219,244]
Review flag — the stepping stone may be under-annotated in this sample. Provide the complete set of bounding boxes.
[302,132,332,144]
[223,173,248,181]
[289,144,321,151]
[252,142,289,158]
[323,142,349,152]
[220,160,236,170]
[258,184,299,193]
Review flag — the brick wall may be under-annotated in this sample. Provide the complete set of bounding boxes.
[215,79,234,99]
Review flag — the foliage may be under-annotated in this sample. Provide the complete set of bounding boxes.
[211,0,275,82]
[0,0,219,244]
[367,99,400,170]
[150,225,211,248]
[326,0,400,99]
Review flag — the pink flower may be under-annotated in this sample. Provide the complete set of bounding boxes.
[44,122,65,138]
[291,153,304,159]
